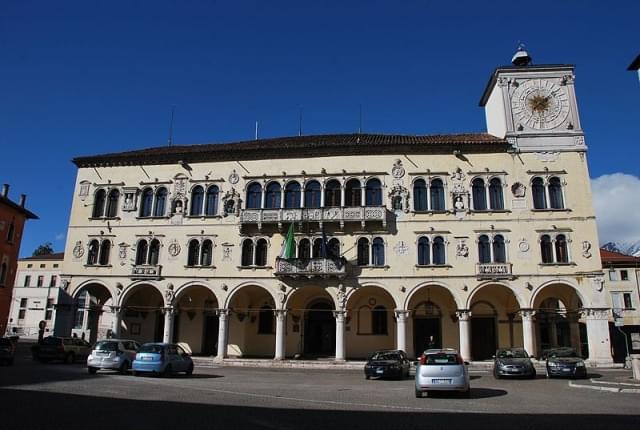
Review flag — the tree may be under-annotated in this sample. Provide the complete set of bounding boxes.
[33,242,54,256]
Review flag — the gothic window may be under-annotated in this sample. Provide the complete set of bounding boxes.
[478,235,491,264]
[365,178,382,206]
[190,186,204,216]
[98,240,111,265]
[549,177,564,209]
[201,239,213,266]
[265,182,281,209]
[6,222,15,243]
[140,188,154,217]
[489,178,504,210]
[135,240,148,265]
[153,187,167,217]
[0,262,6,286]
[241,239,254,266]
[540,235,553,263]
[246,182,262,209]
[255,239,268,266]
[430,179,445,211]
[148,239,160,265]
[433,236,446,265]
[258,305,274,334]
[371,305,387,335]
[284,181,301,209]
[555,234,568,263]
[205,186,219,216]
[324,180,341,207]
[187,239,200,267]
[313,238,323,257]
[345,179,361,207]
[372,237,385,266]
[532,177,546,209]
[357,237,369,266]
[327,238,340,259]
[493,235,506,263]
[87,240,99,265]
[106,189,119,218]
[418,237,430,265]
[93,189,106,218]
[472,178,486,210]
[298,238,311,259]
[540,233,570,264]
[413,179,427,211]
[304,181,321,208]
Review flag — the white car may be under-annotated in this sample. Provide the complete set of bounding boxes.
[87,339,140,374]
[415,348,470,398]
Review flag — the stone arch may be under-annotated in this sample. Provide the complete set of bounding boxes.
[118,282,166,343]
[224,281,274,309]
[405,281,463,310]
[466,280,526,310]
[530,279,586,309]
[174,281,220,307]
[173,282,221,355]
[70,280,115,343]
[118,280,165,308]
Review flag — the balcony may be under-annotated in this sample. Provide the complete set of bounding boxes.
[274,257,347,279]
[476,262,513,280]
[240,206,387,230]
[131,264,162,280]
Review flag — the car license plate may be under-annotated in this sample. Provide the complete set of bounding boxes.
[432,378,451,384]
[142,356,153,361]
[376,369,384,374]
[562,368,571,372]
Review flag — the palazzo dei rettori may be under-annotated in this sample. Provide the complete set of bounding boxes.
[61,50,613,365]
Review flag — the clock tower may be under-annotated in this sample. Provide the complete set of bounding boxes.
[479,48,586,152]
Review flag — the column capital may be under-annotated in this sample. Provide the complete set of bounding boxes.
[581,307,610,320]
[216,308,229,318]
[455,309,472,321]
[163,306,177,315]
[274,309,287,319]
[109,305,121,313]
[333,310,347,322]
[519,308,536,319]
[394,309,410,321]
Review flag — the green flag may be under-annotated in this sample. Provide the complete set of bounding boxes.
[279,223,295,259]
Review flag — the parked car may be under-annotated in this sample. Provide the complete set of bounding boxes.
[32,336,92,364]
[415,348,470,398]
[364,349,411,380]
[131,343,193,377]
[0,337,16,365]
[493,347,536,379]
[87,339,141,374]
[544,347,587,379]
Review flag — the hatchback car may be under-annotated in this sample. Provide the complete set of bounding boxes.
[544,347,587,379]
[87,339,140,374]
[132,343,193,376]
[415,349,470,398]
[0,337,16,365]
[364,350,411,380]
[32,336,91,364]
[493,348,536,379]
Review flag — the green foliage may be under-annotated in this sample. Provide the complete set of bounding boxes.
[33,242,54,256]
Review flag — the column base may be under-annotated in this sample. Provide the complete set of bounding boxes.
[585,358,615,367]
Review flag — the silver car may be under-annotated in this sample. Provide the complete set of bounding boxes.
[87,339,140,374]
[415,349,470,398]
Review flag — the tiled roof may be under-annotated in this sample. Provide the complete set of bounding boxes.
[19,252,64,261]
[600,248,640,266]
[72,133,508,167]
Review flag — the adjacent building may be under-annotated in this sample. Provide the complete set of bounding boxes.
[0,184,38,335]
[628,54,640,82]
[61,51,614,364]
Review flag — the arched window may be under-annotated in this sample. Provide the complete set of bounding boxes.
[87,240,99,265]
[135,240,148,265]
[418,237,430,265]
[357,238,370,266]
[298,238,311,259]
[99,240,111,265]
[255,239,268,266]
[372,237,385,266]
[327,238,340,259]
[489,178,504,210]
[365,178,382,206]
[372,305,388,335]
[0,262,6,285]
[205,186,219,216]
[478,235,491,264]
[472,178,486,210]
[430,179,445,211]
[284,182,301,209]
[555,234,568,263]
[265,182,281,209]
[549,177,564,209]
[433,236,445,265]
[413,179,427,211]
[304,181,321,208]
[140,188,153,217]
[106,189,119,218]
[246,183,262,209]
[532,177,546,209]
[187,239,200,267]
[190,186,204,216]
[241,240,254,266]
[493,235,506,263]
[324,180,341,207]
[312,238,323,258]
[345,179,361,207]
[201,239,213,266]
[93,189,106,218]
[540,235,553,263]
[258,305,274,334]
[154,187,167,217]
[148,239,160,265]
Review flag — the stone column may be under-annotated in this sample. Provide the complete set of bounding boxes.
[394,310,409,353]
[584,308,613,365]
[162,307,175,343]
[569,314,582,357]
[110,306,121,338]
[520,309,536,358]
[216,309,229,360]
[274,309,287,360]
[456,310,472,361]
[334,310,346,361]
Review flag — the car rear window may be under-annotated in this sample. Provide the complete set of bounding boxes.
[94,341,118,351]
[138,344,164,354]
[42,337,62,345]
[425,353,459,365]
[371,352,401,361]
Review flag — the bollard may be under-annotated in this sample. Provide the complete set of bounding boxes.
[631,354,640,381]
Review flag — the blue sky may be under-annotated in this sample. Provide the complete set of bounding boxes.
[1,0,638,257]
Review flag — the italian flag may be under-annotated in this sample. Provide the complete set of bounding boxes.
[279,223,295,259]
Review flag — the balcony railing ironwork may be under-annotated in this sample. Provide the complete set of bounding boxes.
[240,206,386,229]
[274,257,347,279]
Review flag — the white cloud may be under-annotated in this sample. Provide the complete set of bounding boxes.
[55,233,65,241]
[591,173,640,244]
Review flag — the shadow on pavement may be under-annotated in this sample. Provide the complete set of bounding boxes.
[425,388,507,399]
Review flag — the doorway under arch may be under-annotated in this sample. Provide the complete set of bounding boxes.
[304,300,335,356]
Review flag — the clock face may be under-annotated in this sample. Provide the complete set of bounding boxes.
[511,79,570,130]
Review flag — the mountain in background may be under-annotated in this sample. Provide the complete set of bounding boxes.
[601,240,640,257]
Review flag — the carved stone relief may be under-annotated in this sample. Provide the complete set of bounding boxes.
[72,241,84,259]
[582,241,592,258]
[222,188,242,217]
[394,240,409,256]
[118,242,129,266]
[535,152,560,162]
[388,183,410,213]
[455,240,469,258]
[79,181,91,201]
[222,243,233,261]
[391,159,405,179]
[122,187,139,211]
[168,240,181,258]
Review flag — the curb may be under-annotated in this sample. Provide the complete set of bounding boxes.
[568,381,640,394]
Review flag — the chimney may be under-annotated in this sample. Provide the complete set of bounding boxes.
[20,194,26,208]
[1,184,8,198]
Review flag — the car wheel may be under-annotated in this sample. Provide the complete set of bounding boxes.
[88,366,98,374]
[132,370,139,377]
[461,388,471,398]
[365,375,370,380]
[64,353,75,364]
[414,388,423,398]
[186,363,194,376]
[531,370,537,379]
[493,371,500,379]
